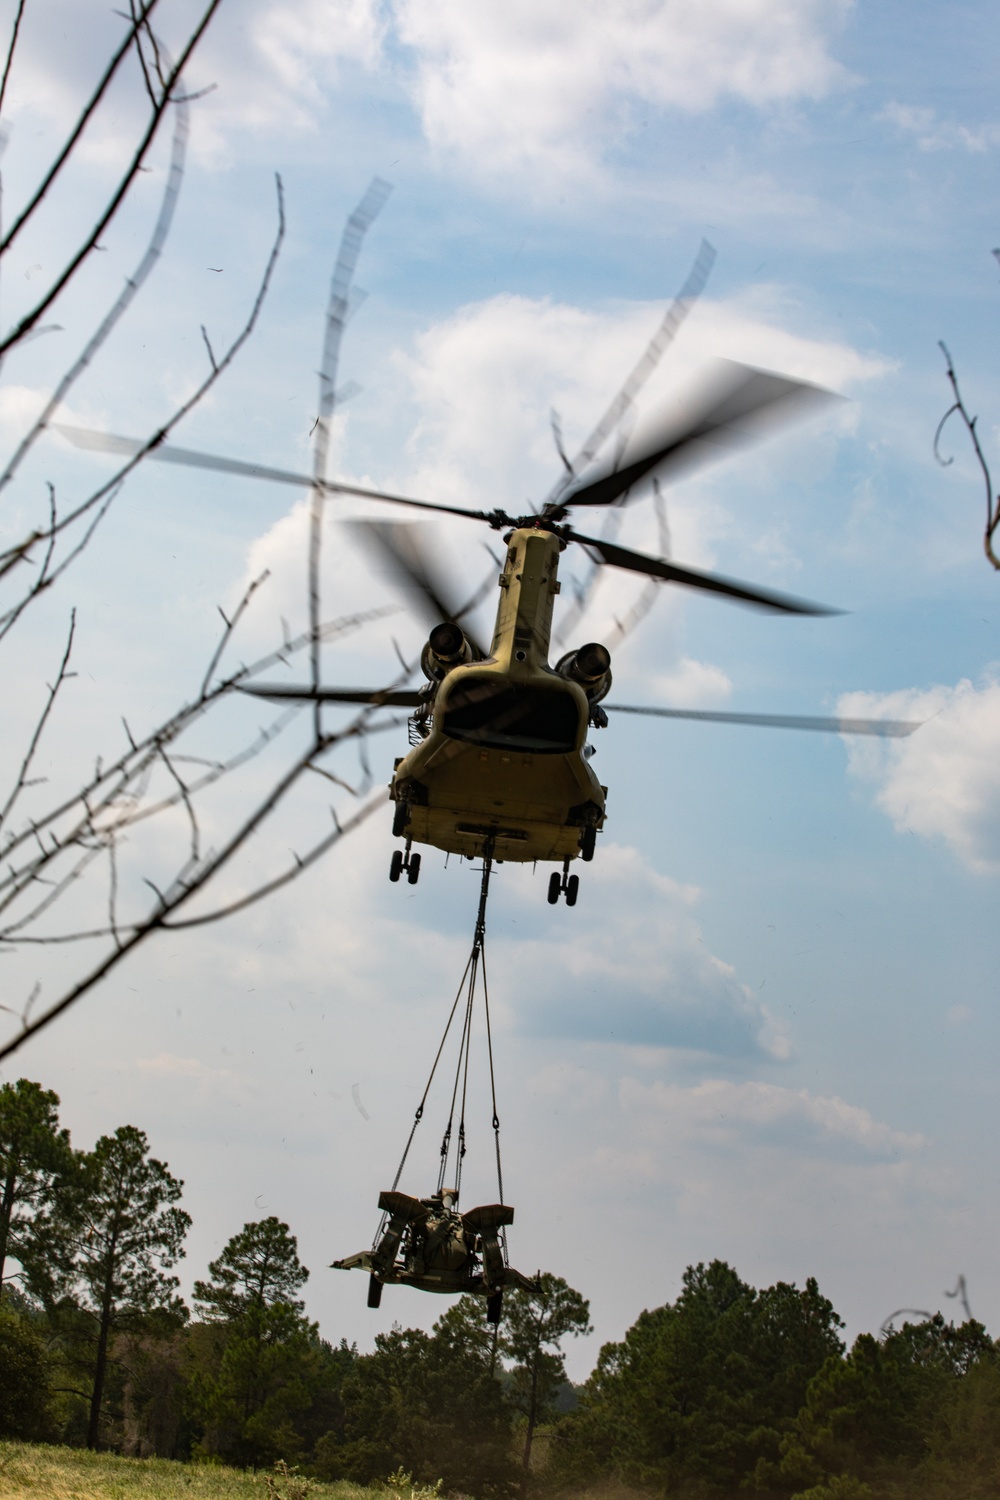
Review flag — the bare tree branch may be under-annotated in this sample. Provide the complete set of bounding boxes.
[0,0,220,354]
[935,340,1000,571]
[0,0,27,117]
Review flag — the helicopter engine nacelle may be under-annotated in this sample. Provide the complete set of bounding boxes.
[555,642,612,704]
[421,622,475,682]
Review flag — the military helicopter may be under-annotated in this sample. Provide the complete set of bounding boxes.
[227,360,919,903]
[59,359,920,906]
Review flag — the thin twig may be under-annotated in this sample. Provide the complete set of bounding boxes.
[199,570,269,695]
[936,341,1000,571]
[0,609,76,835]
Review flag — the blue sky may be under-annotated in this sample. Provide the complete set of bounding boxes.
[1,0,999,1376]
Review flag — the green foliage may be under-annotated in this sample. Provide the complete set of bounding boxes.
[264,1457,318,1499]
[0,1078,73,1302]
[195,1216,309,1321]
[313,1322,515,1495]
[384,1466,444,1499]
[772,1316,999,1497]
[192,1218,322,1470]
[0,1302,54,1439]
[552,1259,844,1496]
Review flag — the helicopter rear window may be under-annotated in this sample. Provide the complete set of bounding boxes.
[441,679,580,754]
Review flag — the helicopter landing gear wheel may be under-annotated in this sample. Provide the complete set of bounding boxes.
[580,825,597,862]
[546,860,580,906]
[391,843,421,886]
[486,1290,503,1325]
[367,1274,383,1309]
[392,800,409,837]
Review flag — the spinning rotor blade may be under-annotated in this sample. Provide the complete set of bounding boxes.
[556,362,840,512]
[605,704,921,737]
[566,529,839,615]
[52,423,492,523]
[345,519,488,656]
[240,684,422,706]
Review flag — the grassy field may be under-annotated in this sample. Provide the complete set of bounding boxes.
[0,1443,376,1500]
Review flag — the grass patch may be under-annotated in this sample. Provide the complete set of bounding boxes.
[0,1443,376,1500]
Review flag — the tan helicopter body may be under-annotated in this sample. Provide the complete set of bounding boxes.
[391,527,607,867]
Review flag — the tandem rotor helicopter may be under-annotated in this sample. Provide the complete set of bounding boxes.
[61,356,921,909]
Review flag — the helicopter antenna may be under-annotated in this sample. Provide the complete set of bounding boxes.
[544,236,716,507]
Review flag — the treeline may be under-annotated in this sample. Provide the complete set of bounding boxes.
[3,1078,1000,1499]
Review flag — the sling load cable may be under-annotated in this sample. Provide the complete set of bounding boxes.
[373,838,506,1248]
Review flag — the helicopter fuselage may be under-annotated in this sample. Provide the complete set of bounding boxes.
[390,527,606,864]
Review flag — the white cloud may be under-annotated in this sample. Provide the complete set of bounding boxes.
[839,673,1000,873]
[621,1076,924,1162]
[188,0,386,163]
[881,102,1000,154]
[506,843,791,1060]
[648,658,732,707]
[396,0,853,175]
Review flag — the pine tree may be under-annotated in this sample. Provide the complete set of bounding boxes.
[500,1274,591,1493]
[0,1078,73,1301]
[65,1125,189,1449]
[193,1217,318,1468]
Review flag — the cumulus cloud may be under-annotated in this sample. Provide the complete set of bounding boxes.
[505,844,790,1060]
[881,102,1000,154]
[396,0,854,175]
[621,1076,924,1163]
[187,0,386,162]
[839,674,1000,872]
